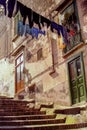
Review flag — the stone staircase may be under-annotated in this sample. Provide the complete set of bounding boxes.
[0,97,87,129]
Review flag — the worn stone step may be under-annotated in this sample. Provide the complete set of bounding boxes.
[0,118,65,126]
[54,107,85,115]
[0,123,87,130]
[0,96,13,100]
[0,104,34,110]
[0,110,46,116]
[0,99,35,105]
[0,114,56,121]
[0,107,40,112]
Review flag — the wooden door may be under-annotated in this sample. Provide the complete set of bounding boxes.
[15,53,24,93]
[68,55,86,104]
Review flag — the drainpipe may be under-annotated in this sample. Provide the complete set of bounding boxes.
[50,15,55,73]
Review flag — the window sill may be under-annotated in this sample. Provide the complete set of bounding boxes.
[11,45,25,56]
[12,35,19,42]
[63,42,85,58]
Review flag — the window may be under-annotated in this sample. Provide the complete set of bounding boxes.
[15,53,24,93]
[15,53,24,82]
[14,12,22,36]
[60,1,82,53]
[37,48,43,60]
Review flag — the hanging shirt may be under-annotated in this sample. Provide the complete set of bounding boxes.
[41,15,51,28]
[16,1,33,28]
[0,0,6,15]
[51,22,64,36]
[17,20,45,39]
[8,0,16,18]
[17,20,25,36]
[31,27,45,39]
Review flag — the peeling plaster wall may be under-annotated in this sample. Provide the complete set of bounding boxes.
[0,59,15,97]
[25,31,71,106]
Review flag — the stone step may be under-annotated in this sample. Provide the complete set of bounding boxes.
[0,108,40,112]
[0,123,87,130]
[54,107,85,115]
[0,99,35,105]
[0,118,65,126]
[0,104,34,110]
[0,114,56,121]
[0,103,29,107]
[0,96,13,100]
[0,110,46,116]
[40,103,54,108]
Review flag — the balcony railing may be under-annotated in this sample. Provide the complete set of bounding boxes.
[63,32,82,54]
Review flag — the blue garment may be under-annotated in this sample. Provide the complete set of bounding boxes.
[17,20,25,36]
[51,22,64,36]
[25,24,33,36]
[16,1,50,29]
[0,0,6,15]
[17,21,45,39]
[32,27,45,39]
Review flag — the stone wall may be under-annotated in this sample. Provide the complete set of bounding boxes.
[0,58,14,97]
[25,30,71,106]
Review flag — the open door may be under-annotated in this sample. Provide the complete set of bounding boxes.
[15,53,24,93]
[68,54,87,104]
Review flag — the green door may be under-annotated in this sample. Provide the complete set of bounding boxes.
[68,55,86,104]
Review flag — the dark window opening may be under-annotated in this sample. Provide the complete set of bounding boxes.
[37,48,43,60]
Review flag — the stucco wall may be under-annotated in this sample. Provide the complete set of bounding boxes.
[25,31,71,106]
[0,58,15,97]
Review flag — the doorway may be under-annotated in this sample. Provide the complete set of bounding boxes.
[15,53,24,93]
[68,54,86,104]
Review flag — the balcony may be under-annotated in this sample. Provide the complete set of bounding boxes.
[63,31,82,54]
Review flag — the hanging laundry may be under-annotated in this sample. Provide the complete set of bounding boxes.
[33,11,41,30]
[15,1,24,16]
[31,27,45,39]
[0,0,6,15]
[51,22,64,36]
[12,0,17,17]
[58,32,66,49]
[41,15,51,28]
[17,21,45,39]
[17,20,26,36]
[8,0,16,18]
[16,1,33,28]
[63,27,68,44]
[6,0,65,39]
[27,9,34,28]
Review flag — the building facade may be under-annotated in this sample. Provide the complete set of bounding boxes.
[0,0,87,106]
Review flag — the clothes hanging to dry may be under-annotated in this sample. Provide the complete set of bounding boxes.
[18,20,45,39]
[8,0,16,18]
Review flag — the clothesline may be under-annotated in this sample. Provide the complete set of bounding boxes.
[0,0,64,34]
[0,0,67,48]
